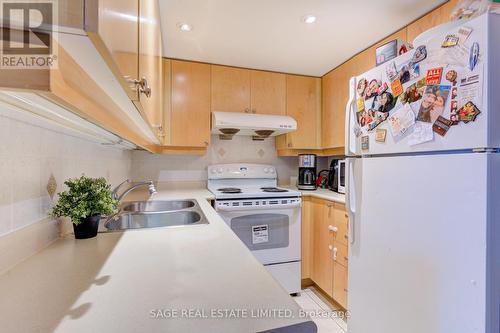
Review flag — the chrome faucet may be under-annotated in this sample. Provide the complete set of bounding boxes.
[112,179,157,204]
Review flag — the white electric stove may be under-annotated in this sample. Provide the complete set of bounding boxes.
[208,164,302,295]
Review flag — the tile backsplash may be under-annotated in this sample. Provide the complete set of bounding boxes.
[0,108,132,239]
[131,135,300,185]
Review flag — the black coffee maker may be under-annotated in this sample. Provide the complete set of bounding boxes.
[298,154,317,190]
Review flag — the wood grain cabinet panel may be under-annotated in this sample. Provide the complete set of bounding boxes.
[250,70,286,115]
[138,0,163,129]
[280,75,321,149]
[170,60,211,147]
[211,65,251,113]
[301,197,313,279]
[333,261,348,309]
[311,198,334,296]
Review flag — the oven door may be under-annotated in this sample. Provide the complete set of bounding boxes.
[217,205,301,265]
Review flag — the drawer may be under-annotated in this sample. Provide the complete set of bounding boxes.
[334,215,349,246]
[334,242,348,268]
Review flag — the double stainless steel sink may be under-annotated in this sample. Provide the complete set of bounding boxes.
[100,199,209,232]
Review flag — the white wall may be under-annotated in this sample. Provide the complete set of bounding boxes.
[132,135,300,185]
[0,107,131,272]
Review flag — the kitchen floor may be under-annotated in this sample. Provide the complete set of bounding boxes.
[293,287,347,333]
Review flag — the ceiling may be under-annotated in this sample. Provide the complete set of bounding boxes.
[158,0,446,76]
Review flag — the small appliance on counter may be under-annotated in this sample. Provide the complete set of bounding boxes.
[328,158,346,194]
[298,154,317,190]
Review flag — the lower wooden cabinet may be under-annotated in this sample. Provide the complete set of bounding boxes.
[302,197,349,309]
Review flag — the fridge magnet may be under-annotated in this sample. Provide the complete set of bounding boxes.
[450,100,459,124]
[361,135,369,151]
[386,62,399,82]
[408,122,434,146]
[391,79,403,97]
[353,125,362,138]
[388,104,415,140]
[377,82,389,95]
[400,82,424,104]
[356,97,365,112]
[445,70,458,86]
[442,34,460,48]
[398,62,420,84]
[410,45,427,64]
[375,129,387,143]
[365,79,382,100]
[451,87,458,99]
[458,101,481,123]
[469,42,480,70]
[417,85,451,123]
[426,67,443,85]
[458,68,482,109]
[357,78,368,99]
[457,26,473,44]
[372,91,397,113]
[432,116,454,136]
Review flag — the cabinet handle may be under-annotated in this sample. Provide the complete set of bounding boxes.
[133,77,152,98]
[344,288,348,293]
[344,235,348,240]
[287,143,292,148]
[204,141,209,146]
[333,247,338,261]
[345,214,349,219]
[328,225,338,232]
[251,109,256,114]
[344,257,348,261]
[244,108,250,113]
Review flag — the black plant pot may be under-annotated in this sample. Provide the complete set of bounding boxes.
[73,215,101,239]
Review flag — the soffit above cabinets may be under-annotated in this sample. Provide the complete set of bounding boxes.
[159,0,446,76]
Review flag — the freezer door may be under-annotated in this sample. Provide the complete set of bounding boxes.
[347,13,499,156]
[348,153,488,333]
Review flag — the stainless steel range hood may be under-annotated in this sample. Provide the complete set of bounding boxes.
[211,112,297,140]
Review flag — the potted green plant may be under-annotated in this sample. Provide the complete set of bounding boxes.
[50,176,117,239]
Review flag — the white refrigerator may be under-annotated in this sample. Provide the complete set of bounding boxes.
[345,13,500,333]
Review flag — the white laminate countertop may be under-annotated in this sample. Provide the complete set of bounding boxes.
[0,189,315,333]
[282,186,346,204]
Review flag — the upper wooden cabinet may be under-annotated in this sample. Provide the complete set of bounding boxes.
[168,60,211,148]
[137,0,163,130]
[211,65,251,113]
[88,0,139,101]
[277,75,321,150]
[322,28,407,149]
[407,0,458,43]
[250,71,286,115]
[211,65,286,115]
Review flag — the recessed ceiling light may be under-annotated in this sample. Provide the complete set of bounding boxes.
[178,23,192,32]
[302,15,317,24]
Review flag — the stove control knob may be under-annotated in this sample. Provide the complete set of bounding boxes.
[210,169,217,174]
[270,168,275,174]
[217,168,223,174]
[264,167,270,173]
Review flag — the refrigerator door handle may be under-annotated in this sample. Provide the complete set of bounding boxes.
[345,158,356,245]
[345,77,357,157]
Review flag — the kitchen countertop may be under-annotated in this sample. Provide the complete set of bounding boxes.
[0,189,316,333]
[282,186,346,204]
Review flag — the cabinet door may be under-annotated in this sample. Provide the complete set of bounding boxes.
[138,0,163,129]
[311,198,334,295]
[211,65,251,113]
[333,262,348,309]
[284,75,321,149]
[170,60,211,147]
[250,70,286,115]
[301,197,313,279]
[96,0,139,100]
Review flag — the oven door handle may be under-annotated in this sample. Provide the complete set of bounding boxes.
[216,202,301,212]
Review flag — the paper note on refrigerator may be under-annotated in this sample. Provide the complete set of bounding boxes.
[407,122,434,146]
[388,104,416,141]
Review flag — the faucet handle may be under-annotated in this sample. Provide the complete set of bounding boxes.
[112,179,131,200]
